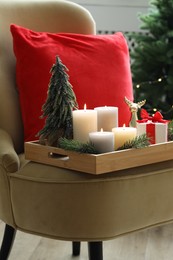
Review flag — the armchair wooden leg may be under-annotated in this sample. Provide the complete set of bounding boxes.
[72,241,81,256]
[88,241,103,260]
[0,224,16,260]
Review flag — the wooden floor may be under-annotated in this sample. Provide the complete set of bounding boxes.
[1,220,173,260]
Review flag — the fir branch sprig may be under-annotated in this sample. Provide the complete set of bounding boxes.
[58,134,151,154]
[58,137,98,154]
[117,134,150,151]
[168,120,173,141]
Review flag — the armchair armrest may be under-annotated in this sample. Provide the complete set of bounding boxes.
[0,129,20,173]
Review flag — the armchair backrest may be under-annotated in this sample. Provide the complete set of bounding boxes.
[0,0,96,153]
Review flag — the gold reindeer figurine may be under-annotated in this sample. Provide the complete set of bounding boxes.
[124,97,146,127]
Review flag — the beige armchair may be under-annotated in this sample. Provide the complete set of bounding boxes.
[1,1,173,260]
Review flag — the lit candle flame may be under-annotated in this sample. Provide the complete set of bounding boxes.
[84,104,87,111]
[100,128,103,132]
[123,124,126,130]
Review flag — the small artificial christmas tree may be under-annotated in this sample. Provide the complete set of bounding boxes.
[38,56,78,146]
[129,0,173,119]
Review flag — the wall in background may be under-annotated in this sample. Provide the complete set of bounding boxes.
[69,0,149,32]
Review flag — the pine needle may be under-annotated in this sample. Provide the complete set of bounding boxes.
[168,120,173,141]
[117,134,150,150]
[58,137,98,154]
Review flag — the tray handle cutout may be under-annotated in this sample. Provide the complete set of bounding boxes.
[48,152,69,161]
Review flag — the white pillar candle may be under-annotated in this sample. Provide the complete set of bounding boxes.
[112,126,137,150]
[94,106,118,131]
[73,106,97,142]
[89,130,114,153]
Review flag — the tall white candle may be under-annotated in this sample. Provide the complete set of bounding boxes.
[73,105,97,142]
[94,106,118,131]
[89,130,114,153]
[112,126,137,150]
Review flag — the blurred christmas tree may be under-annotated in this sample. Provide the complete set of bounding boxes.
[129,0,173,119]
[38,56,78,146]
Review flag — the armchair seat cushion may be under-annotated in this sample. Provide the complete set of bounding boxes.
[9,159,173,241]
[11,24,133,142]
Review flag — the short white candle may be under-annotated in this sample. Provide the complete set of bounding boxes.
[73,105,97,142]
[112,125,137,150]
[94,106,118,131]
[89,130,114,153]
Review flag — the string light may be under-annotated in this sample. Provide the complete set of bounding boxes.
[135,75,167,89]
[134,75,173,117]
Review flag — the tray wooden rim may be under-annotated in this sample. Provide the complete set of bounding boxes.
[24,141,173,174]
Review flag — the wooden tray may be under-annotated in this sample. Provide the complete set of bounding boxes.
[24,141,173,175]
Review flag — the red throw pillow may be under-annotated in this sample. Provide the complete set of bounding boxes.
[10,24,133,142]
